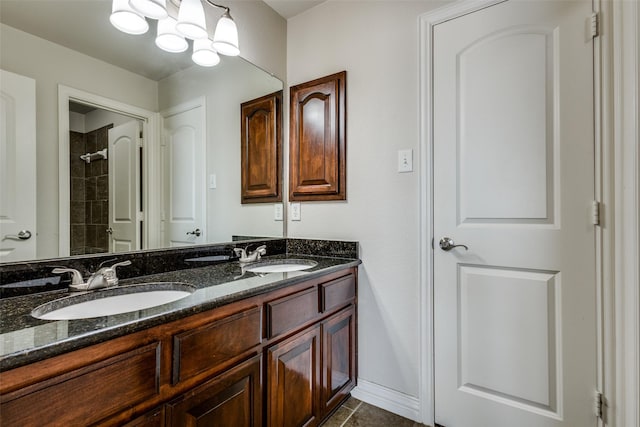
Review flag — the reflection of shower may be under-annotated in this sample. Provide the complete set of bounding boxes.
[80,148,108,164]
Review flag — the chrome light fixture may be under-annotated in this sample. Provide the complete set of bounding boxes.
[110,0,149,35]
[192,39,221,67]
[130,0,168,20]
[212,10,239,56]
[110,0,240,66]
[156,16,189,53]
[176,0,208,39]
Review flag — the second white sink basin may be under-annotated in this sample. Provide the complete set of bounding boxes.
[244,259,318,273]
[32,282,195,320]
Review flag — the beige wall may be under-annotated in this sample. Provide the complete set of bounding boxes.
[287,1,448,398]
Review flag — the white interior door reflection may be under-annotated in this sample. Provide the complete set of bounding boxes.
[161,98,206,248]
[108,120,142,253]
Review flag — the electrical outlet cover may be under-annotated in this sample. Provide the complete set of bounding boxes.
[290,203,301,221]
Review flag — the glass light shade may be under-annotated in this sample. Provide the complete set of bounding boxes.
[176,0,208,40]
[156,17,188,53]
[110,0,149,35]
[212,13,239,56]
[192,39,220,67]
[129,0,168,20]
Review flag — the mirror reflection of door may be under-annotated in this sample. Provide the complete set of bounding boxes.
[68,103,141,255]
[108,120,142,253]
[161,98,206,248]
[0,69,36,262]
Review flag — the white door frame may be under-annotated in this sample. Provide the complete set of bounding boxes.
[57,85,161,256]
[418,0,639,426]
[599,0,640,426]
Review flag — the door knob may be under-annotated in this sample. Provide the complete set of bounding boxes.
[3,230,32,241]
[186,228,201,237]
[439,237,468,251]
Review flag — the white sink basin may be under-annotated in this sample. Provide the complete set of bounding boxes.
[244,259,318,273]
[31,282,195,320]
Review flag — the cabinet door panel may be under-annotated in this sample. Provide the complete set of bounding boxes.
[322,307,356,414]
[123,406,165,427]
[289,71,346,201]
[241,91,282,203]
[166,354,262,427]
[267,326,320,427]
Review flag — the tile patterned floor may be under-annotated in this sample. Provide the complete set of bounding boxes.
[321,397,429,427]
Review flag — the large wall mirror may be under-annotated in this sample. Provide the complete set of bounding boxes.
[0,0,284,263]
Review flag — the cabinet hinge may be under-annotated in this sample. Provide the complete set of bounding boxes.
[590,12,600,38]
[592,200,601,226]
[137,212,144,221]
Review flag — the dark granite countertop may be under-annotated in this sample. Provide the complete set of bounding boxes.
[0,254,360,371]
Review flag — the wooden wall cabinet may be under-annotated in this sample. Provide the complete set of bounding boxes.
[241,91,283,204]
[289,71,346,201]
[0,268,357,427]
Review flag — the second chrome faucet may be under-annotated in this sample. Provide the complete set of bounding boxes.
[233,245,267,264]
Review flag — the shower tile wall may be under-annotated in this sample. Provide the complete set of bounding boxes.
[70,124,113,255]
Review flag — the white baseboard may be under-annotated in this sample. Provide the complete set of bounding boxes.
[350,378,421,423]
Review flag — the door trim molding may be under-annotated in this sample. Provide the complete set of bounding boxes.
[418,1,506,423]
[599,0,640,425]
[57,85,159,256]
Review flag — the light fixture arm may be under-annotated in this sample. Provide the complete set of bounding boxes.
[203,0,230,15]
[170,0,231,15]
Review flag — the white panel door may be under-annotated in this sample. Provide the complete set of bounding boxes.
[432,1,596,426]
[0,70,36,262]
[162,104,205,247]
[108,120,141,253]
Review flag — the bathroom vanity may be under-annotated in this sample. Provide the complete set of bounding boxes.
[0,239,360,426]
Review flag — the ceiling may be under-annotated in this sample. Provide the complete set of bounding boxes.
[263,0,326,19]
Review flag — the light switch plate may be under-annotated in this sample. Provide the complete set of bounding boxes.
[209,174,217,189]
[274,203,283,221]
[398,149,413,173]
[290,203,301,221]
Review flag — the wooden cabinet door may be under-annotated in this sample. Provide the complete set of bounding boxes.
[123,406,165,427]
[321,307,356,415]
[289,71,346,201]
[241,91,282,203]
[267,326,321,427]
[166,354,262,427]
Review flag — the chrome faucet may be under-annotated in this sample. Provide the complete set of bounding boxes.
[52,260,131,291]
[233,244,267,264]
[91,260,132,287]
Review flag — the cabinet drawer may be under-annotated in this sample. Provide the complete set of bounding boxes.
[267,287,319,338]
[320,274,356,312]
[166,354,262,427]
[173,306,262,384]
[0,342,161,427]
